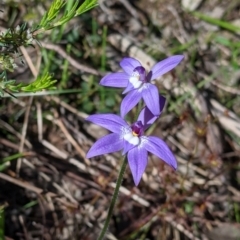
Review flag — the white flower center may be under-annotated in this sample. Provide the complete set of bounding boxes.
[123,132,140,146]
[129,73,143,89]
[121,126,140,146]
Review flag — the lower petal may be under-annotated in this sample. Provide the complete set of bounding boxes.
[86,133,123,158]
[120,90,142,117]
[122,82,134,94]
[138,95,166,130]
[122,141,135,155]
[142,84,160,116]
[142,136,177,169]
[127,147,148,186]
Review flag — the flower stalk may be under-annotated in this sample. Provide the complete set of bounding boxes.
[97,156,128,240]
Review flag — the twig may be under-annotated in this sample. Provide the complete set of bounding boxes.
[211,79,240,95]
[16,96,33,175]
[57,118,89,164]
[40,42,103,76]
[46,111,91,166]
[20,46,38,77]
[19,215,29,240]
[36,101,43,141]
[0,119,32,148]
[17,44,39,174]
[0,172,55,196]
[22,158,78,204]
[167,5,189,43]
[118,0,139,19]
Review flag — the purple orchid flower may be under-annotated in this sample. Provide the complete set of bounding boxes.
[100,55,184,117]
[86,99,176,186]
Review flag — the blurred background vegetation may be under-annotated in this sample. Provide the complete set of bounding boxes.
[0,0,240,239]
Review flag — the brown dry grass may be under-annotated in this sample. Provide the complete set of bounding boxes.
[0,0,240,239]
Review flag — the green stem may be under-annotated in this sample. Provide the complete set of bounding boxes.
[97,156,128,240]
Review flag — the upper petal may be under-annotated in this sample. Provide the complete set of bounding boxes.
[142,84,160,116]
[100,72,129,88]
[138,95,166,130]
[86,133,123,158]
[120,57,142,75]
[86,114,128,133]
[142,136,177,169]
[149,55,184,80]
[120,90,142,117]
[127,147,148,186]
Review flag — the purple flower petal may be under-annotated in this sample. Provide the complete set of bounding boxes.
[159,95,166,112]
[120,90,142,117]
[86,114,127,133]
[128,147,148,186]
[122,141,135,155]
[86,133,123,158]
[143,136,177,169]
[149,55,184,81]
[138,95,166,129]
[122,82,134,94]
[142,84,160,116]
[120,57,142,75]
[100,72,129,88]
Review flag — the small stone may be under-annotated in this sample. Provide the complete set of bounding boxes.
[181,0,202,11]
[231,19,240,34]
[203,7,225,31]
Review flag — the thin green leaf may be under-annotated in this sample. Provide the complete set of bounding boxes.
[53,0,79,27]
[192,11,240,33]
[75,0,98,16]
[20,72,57,92]
[39,0,66,29]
